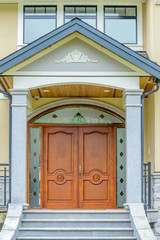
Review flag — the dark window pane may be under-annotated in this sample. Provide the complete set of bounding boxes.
[105,7,114,16]
[25,7,34,15]
[35,7,45,15]
[65,7,75,15]
[86,7,96,15]
[126,7,136,16]
[76,7,85,15]
[116,8,125,16]
[46,7,56,15]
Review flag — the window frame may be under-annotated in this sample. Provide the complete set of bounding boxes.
[104,5,137,44]
[64,5,97,28]
[23,5,57,44]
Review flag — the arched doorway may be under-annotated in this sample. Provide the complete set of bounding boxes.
[28,103,125,209]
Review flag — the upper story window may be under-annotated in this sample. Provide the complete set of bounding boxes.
[104,6,137,44]
[24,6,57,44]
[64,6,97,28]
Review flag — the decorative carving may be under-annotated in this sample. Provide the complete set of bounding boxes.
[55,49,98,64]
[93,174,100,182]
[57,174,64,182]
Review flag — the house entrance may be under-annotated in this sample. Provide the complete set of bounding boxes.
[28,104,125,209]
[42,126,116,209]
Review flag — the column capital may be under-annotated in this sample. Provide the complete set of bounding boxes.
[123,89,144,97]
[10,89,29,96]
[123,89,144,108]
[10,89,30,108]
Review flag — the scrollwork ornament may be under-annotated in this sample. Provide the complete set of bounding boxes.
[55,49,98,64]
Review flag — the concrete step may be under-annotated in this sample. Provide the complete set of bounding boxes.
[21,219,131,228]
[18,227,134,237]
[16,237,137,240]
[23,210,130,220]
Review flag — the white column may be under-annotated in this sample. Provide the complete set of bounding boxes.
[10,89,29,204]
[123,89,143,203]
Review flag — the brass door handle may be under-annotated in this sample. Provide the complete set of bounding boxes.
[79,164,82,178]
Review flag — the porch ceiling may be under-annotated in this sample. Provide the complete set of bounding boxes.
[0,76,13,93]
[0,76,155,97]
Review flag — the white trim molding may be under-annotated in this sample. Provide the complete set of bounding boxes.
[27,98,125,121]
[13,76,140,90]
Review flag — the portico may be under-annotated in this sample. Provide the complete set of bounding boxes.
[0,18,159,209]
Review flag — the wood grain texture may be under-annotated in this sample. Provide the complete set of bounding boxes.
[79,127,116,209]
[30,85,122,98]
[43,127,78,209]
[42,126,116,209]
[0,76,154,96]
[29,77,154,99]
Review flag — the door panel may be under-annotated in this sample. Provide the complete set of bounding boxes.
[43,127,78,209]
[79,127,116,209]
[43,126,116,209]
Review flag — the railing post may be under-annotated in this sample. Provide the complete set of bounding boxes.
[143,162,152,213]
[4,167,6,206]
[144,164,147,204]
[148,162,151,209]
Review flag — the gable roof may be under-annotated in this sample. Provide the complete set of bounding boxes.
[0,18,160,78]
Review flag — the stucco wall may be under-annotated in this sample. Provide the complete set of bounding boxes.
[142,3,146,51]
[144,0,160,64]
[154,90,160,171]
[144,97,148,164]
[0,4,18,60]
[0,100,9,164]
[144,93,156,172]
[143,0,160,172]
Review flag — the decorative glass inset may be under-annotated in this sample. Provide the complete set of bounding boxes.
[31,106,124,124]
[116,128,126,208]
[70,112,88,123]
[52,114,58,118]
[99,114,105,119]
[29,127,41,208]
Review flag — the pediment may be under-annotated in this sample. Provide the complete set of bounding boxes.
[5,34,149,77]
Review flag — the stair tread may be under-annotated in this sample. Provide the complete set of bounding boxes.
[23,210,129,213]
[19,227,133,231]
[22,219,131,222]
[19,210,135,239]
[16,237,137,240]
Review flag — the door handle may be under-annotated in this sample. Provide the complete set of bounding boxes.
[79,164,82,179]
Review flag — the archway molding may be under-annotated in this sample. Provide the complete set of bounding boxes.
[27,98,125,121]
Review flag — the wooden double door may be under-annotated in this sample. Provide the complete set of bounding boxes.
[43,126,116,209]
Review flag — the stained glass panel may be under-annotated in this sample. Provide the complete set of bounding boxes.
[29,127,41,208]
[116,128,126,207]
[32,106,124,124]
